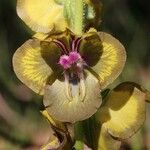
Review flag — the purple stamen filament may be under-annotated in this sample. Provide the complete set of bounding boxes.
[53,40,69,54]
[74,38,82,52]
[71,38,82,52]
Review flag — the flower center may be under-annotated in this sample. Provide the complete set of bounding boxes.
[54,37,86,72]
[59,51,82,69]
[53,37,87,101]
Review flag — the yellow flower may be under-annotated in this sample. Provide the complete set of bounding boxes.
[97,82,149,150]
[16,0,102,34]
[17,0,68,33]
[14,1,150,150]
[38,82,149,150]
[13,29,126,123]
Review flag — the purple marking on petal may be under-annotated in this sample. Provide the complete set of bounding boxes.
[53,40,69,54]
[69,52,81,64]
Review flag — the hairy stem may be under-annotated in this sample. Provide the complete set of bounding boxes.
[73,0,84,35]
[74,122,84,150]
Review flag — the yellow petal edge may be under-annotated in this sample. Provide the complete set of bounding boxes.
[98,125,121,150]
[92,32,126,89]
[17,0,68,33]
[44,71,102,123]
[13,39,53,95]
[99,82,146,139]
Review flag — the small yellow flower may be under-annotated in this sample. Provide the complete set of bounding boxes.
[13,29,126,123]
[97,82,149,150]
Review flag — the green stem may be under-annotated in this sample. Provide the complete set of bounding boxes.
[74,122,84,150]
[82,115,100,150]
[64,0,84,35]
[73,0,84,35]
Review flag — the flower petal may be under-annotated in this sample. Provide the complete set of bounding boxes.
[79,29,103,67]
[99,82,146,139]
[41,110,73,150]
[33,32,49,41]
[79,30,126,89]
[43,71,102,123]
[43,29,73,51]
[17,0,68,33]
[92,32,126,89]
[13,39,61,95]
[41,136,60,150]
[41,110,66,131]
[41,129,73,150]
[98,125,121,150]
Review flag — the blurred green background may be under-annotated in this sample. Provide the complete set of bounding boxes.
[0,0,150,149]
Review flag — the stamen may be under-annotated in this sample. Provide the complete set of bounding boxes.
[58,36,84,72]
[71,37,82,52]
[74,38,82,52]
[72,39,76,51]
[58,55,71,69]
[59,51,82,69]
[64,73,72,101]
[64,72,86,102]
[69,52,81,64]
[79,72,86,102]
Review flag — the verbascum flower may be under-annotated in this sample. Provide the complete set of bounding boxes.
[97,82,150,150]
[16,0,102,34]
[13,1,150,149]
[13,28,126,123]
[17,0,68,33]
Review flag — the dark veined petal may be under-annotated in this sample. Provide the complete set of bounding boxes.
[79,28,103,67]
[43,28,74,51]
[17,0,68,33]
[98,82,146,139]
[43,71,102,123]
[79,30,126,89]
[13,39,61,95]
[98,125,121,150]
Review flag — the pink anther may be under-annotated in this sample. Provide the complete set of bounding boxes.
[69,52,81,64]
[58,55,71,69]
